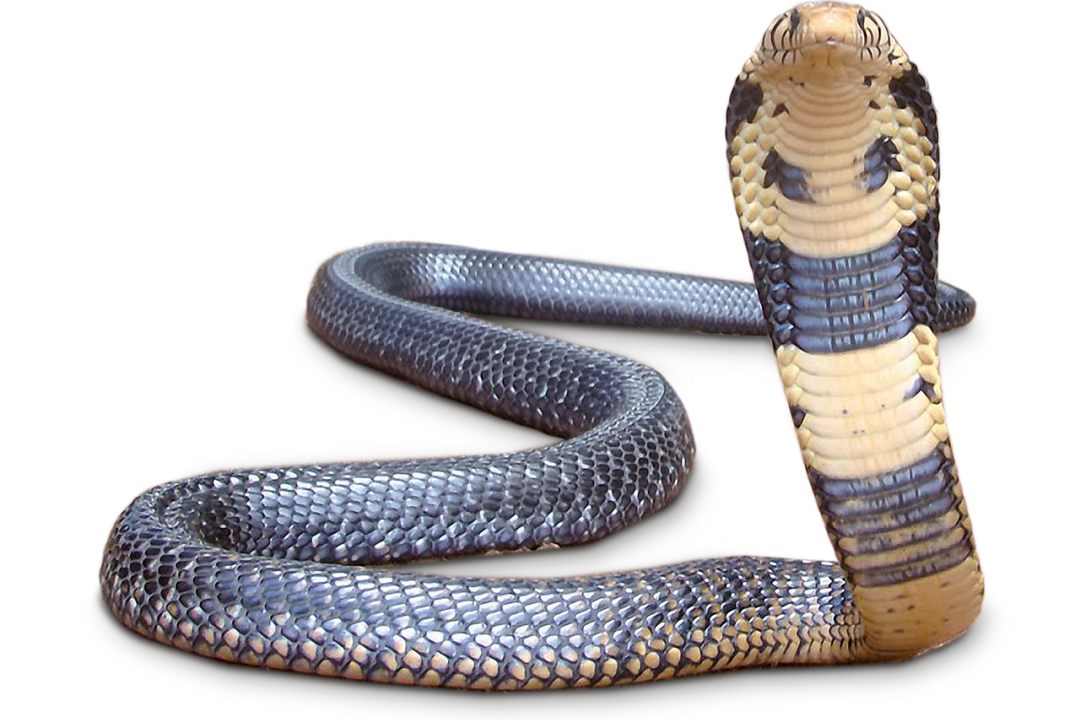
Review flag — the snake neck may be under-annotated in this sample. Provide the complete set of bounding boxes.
[728,3,982,657]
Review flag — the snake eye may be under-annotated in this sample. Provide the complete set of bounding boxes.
[789,7,801,37]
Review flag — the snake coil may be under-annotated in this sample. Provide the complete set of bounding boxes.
[102,3,982,688]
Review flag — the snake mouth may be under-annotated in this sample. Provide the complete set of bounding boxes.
[767,39,862,56]
[760,42,892,77]
[793,40,868,58]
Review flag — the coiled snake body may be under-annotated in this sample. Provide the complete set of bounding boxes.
[101,3,983,688]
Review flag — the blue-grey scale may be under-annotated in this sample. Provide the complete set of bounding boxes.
[102,4,982,688]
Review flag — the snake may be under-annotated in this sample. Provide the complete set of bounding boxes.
[101,3,983,689]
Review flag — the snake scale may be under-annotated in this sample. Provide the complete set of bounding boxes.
[101,3,983,688]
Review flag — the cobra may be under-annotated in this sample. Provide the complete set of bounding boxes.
[101,3,983,688]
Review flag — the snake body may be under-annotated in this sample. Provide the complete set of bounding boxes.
[101,3,982,687]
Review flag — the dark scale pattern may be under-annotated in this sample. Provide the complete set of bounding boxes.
[763,148,814,202]
[936,282,975,333]
[725,76,764,167]
[101,243,975,685]
[860,136,901,192]
[101,243,905,686]
[352,244,769,336]
[98,0,986,677]
[889,64,940,168]
[355,244,973,340]
[103,496,861,685]
[742,208,957,353]
[215,248,698,562]
[906,377,940,403]
[898,207,943,329]
[808,444,976,588]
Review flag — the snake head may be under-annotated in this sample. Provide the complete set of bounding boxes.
[757,3,903,72]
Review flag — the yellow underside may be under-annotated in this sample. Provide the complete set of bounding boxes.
[730,36,983,656]
[777,328,982,655]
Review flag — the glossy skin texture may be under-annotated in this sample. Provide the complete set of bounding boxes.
[101,4,981,688]
[101,245,973,686]
[727,2,983,652]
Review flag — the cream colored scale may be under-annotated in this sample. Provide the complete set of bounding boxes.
[731,56,937,259]
[729,20,981,653]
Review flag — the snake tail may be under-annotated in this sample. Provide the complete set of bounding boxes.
[99,3,981,688]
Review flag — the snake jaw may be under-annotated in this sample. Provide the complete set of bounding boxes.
[98,4,981,688]
[733,3,983,659]
[759,3,898,73]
